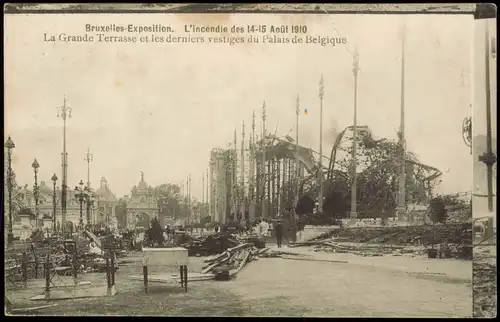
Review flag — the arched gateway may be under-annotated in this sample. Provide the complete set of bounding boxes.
[126,172,160,229]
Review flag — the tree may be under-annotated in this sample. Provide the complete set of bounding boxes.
[429,194,471,224]
[296,195,315,215]
[429,196,447,223]
[441,194,472,223]
[154,183,185,219]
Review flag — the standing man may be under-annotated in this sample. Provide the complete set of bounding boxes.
[275,219,284,248]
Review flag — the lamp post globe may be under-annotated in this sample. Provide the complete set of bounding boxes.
[32,159,40,172]
[4,136,15,149]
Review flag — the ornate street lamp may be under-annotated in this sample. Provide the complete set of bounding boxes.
[5,136,15,246]
[57,95,72,233]
[32,159,40,228]
[51,173,58,232]
[85,187,95,229]
[74,180,87,229]
[479,23,497,212]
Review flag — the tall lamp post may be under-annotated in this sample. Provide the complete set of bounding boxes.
[57,95,72,233]
[51,174,58,232]
[85,187,95,229]
[478,22,497,212]
[396,26,407,223]
[32,159,40,228]
[5,136,15,246]
[74,180,88,230]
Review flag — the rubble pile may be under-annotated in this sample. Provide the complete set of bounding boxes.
[310,223,472,246]
[289,239,426,257]
[179,233,240,256]
[293,223,472,259]
[200,244,272,280]
[473,247,497,318]
[6,232,125,279]
[180,232,266,256]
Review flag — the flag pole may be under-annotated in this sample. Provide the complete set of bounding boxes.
[250,110,256,222]
[261,101,267,219]
[293,95,300,242]
[233,129,238,221]
[206,169,210,221]
[241,121,246,223]
[396,25,407,223]
[350,48,359,225]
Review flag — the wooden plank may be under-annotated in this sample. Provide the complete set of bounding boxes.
[226,243,253,254]
[201,261,222,274]
[229,251,251,277]
[280,255,348,264]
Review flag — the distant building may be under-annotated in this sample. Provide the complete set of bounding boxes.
[95,177,118,228]
[18,181,85,232]
[126,172,159,229]
[10,176,119,235]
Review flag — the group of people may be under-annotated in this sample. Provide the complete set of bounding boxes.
[252,219,271,237]
[251,218,285,248]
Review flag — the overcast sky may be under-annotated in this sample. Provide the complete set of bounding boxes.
[5,13,473,199]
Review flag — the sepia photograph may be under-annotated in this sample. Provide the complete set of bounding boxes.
[4,4,476,318]
[472,16,497,319]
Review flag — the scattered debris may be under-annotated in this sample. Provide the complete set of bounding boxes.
[291,223,472,259]
[5,232,124,285]
[201,244,271,280]
[279,255,348,264]
[473,246,497,318]
[180,233,240,256]
[309,223,471,246]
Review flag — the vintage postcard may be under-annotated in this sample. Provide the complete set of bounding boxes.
[472,15,497,319]
[3,3,483,318]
